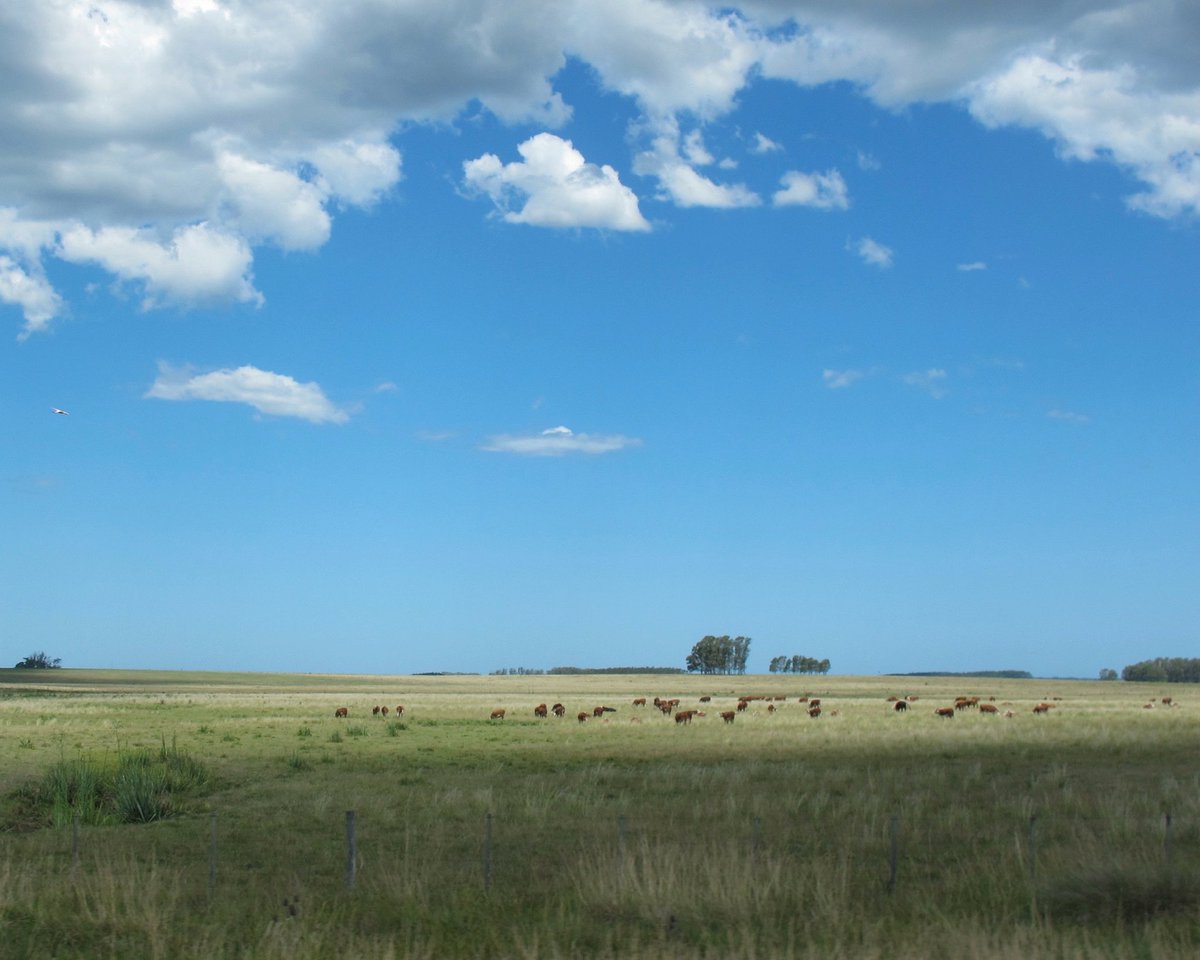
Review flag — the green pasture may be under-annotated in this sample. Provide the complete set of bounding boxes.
[1,669,1198,959]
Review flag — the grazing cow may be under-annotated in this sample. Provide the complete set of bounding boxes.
[893,700,908,712]
[1162,696,1174,706]
[675,710,694,724]
[721,711,736,723]
[1032,703,1052,715]
[935,707,955,718]
[808,705,821,718]
[577,711,589,723]
[380,705,389,716]
[334,707,348,718]
[887,696,900,702]
[767,703,776,714]
[699,696,711,703]
[593,706,606,718]
[395,706,405,716]
[736,700,749,712]
[490,708,506,720]
[534,703,548,718]
[1144,702,1155,709]
[372,705,381,715]
[979,703,999,715]
[552,703,566,717]
[809,699,821,708]
[632,698,647,707]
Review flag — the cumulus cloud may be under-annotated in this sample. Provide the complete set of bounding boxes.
[482,425,642,456]
[751,132,783,154]
[3,0,1199,335]
[464,133,649,231]
[774,169,849,209]
[957,261,988,271]
[57,223,261,309]
[852,236,894,268]
[145,362,349,424]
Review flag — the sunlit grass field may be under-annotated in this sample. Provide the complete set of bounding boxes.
[2,669,1198,959]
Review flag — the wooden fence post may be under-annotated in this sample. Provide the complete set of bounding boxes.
[483,813,494,892]
[887,814,899,893]
[208,813,218,901]
[1028,814,1038,922]
[345,810,357,892]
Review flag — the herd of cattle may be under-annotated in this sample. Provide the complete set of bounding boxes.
[327,692,1180,722]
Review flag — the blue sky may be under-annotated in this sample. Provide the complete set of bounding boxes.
[2,1,1197,677]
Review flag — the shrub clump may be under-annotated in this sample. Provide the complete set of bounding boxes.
[11,741,210,828]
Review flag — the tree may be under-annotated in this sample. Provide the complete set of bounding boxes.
[685,635,751,675]
[14,651,62,669]
[1098,668,1118,681]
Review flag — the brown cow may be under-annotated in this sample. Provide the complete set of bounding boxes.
[675,710,694,724]
[490,708,506,720]
[534,703,548,718]
[893,700,908,712]
[979,703,998,715]
[577,711,589,722]
[593,706,606,717]
[381,705,389,716]
[1033,703,1053,714]
[699,696,711,703]
[721,710,736,723]
[334,707,348,718]
[372,705,381,715]
[808,704,821,718]
[736,700,749,712]
[552,703,565,717]
[767,703,776,714]
[395,705,405,716]
[809,698,821,708]
[632,698,647,707]
[935,707,955,718]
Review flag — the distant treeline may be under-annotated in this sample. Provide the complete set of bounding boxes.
[1121,658,1200,683]
[414,671,481,676]
[888,670,1033,679]
[548,666,686,675]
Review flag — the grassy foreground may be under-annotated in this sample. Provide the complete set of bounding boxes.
[1,669,1198,959]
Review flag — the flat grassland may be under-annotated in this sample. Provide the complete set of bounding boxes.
[1,670,1198,959]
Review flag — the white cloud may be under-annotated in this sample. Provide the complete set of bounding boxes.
[856,151,881,171]
[482,425,642,456]
[774,169,849,209]
[822,368,866,389]
[145,362,349,424]
[463,133,649,231]
[751,132,783,154]
[57,223,261,309]
[3,0,1200,335]
[634,124,761,208]
[902,368,948,399]
[957,261,988,271]
[0,255,61,340]
[852,236,894,268]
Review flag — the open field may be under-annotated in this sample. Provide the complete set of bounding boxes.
[2,669,1199,959]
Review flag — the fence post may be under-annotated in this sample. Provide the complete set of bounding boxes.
[345,810,357,892]
[208,813,218,901]
[1028,814,1038,922]
[483,813,494,892]
[887,814,899,893]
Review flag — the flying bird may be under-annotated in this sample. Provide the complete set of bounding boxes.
[51,407,69,415]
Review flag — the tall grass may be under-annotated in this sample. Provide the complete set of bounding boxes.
[2,672,1199,957]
